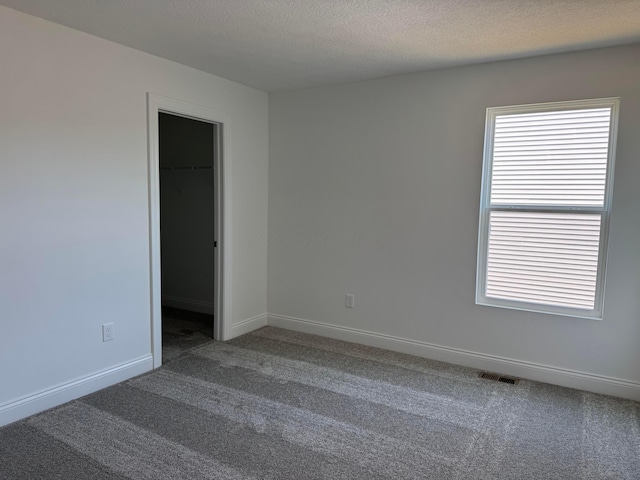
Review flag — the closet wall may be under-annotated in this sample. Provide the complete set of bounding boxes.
[159,113,215,314]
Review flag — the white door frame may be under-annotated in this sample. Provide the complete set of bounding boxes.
[147,93,233,368]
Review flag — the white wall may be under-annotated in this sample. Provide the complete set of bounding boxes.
[0,6,268,424]
[268,44,640,399]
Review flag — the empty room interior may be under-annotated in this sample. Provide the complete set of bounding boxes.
[1,1,639,479]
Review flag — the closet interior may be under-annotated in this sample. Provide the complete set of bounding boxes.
[158,112,216,361]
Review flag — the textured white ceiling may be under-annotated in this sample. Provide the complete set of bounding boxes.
[2,0,640,92]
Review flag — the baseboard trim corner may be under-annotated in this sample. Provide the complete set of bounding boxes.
[0,355,153,427]
[231,313,268,338]
[267,314,640,402]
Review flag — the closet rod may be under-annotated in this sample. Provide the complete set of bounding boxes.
[159,165,213,170]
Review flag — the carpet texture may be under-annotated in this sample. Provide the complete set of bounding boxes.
[1,326,639,479]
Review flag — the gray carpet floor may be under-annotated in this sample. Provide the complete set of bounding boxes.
[1,326,639,479]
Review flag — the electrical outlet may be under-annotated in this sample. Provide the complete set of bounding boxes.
[102,323,114,342]
[345,294,355,309]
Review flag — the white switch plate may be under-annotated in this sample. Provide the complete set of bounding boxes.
[345,294,355,308]
[102,323,114,342]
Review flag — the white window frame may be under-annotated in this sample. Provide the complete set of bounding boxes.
[476,98,619,320]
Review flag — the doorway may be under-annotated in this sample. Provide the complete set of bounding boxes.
[147,93,230,368]
[159,112,216,362]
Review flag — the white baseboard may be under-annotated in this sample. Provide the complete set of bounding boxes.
[267,314,640,402]
[0,355,153,427]
[232,313,268,338]
[162,296,214,315]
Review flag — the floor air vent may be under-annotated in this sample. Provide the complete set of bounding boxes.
[478,372,520,385]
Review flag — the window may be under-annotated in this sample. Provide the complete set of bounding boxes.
[476,98,619,319]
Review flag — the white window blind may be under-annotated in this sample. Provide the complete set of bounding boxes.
[477,99,619,319]
[486,211,601,309]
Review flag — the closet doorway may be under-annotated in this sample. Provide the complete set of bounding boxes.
[147,93,230,369]
[158,112,217,363]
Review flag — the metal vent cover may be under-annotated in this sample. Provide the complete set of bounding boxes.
[478,371,520,385]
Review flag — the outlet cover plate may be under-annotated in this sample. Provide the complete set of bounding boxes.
[102,323,114,342]
[345,294,355,308]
